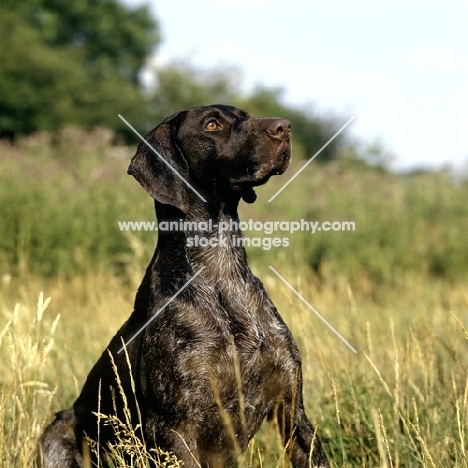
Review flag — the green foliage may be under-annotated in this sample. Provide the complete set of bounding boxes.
[1,133,468,287]
[0,129,153,277]
[0,1,157,136]
[242,161,468,292]
[28,0,158,85]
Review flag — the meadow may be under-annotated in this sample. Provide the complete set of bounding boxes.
[1,128,468,467]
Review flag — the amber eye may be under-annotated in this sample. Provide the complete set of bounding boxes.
[205,120,220,131]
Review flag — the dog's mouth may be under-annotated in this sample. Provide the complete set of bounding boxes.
[231,170,277,192]
[272,148,292,175]
[230,151,291,203]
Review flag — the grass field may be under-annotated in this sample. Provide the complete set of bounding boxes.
[1,130,468,467]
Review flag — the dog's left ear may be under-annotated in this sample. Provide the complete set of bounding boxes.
[127,112,190,213]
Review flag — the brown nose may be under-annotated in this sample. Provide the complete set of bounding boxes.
[263,118,292,141]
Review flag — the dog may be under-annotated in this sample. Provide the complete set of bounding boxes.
[39,105,330,467]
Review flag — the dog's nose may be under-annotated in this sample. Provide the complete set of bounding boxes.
[264,118,292,141]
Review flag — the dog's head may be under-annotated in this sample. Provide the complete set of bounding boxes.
[128,104,291,213]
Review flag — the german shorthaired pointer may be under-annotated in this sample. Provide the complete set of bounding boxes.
[40,105,329,468]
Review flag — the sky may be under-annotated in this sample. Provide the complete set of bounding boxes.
[127,0,468,171]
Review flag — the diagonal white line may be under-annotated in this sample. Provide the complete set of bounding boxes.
[118,114,207,203]
[268,115,356,202]
[117,266,206,354]
[268,266,357,353]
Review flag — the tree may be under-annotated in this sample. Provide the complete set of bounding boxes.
[27,0,158,86]
[0,0,158,137]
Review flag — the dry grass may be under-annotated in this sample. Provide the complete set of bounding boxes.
[0,293,59,467]
[1,266,468,467]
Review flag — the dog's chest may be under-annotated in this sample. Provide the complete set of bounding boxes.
[143,277,299,449]
[189,286,296,446]
[204,281,295,386]
[215,278,284,343]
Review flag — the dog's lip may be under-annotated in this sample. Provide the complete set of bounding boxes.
[231,178,266,191]
[231,172,276,190]
[230,151,291,190]
[273,151,291,175]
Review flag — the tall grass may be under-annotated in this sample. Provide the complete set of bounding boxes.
[1,267,468,467]
[0,293,59,467]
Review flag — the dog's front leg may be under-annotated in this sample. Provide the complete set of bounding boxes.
[272,398,330,468]
[145,413,201,468]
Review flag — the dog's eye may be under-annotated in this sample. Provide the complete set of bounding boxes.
[205,120,220,131]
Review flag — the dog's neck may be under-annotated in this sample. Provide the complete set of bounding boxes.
[151,198,251,287]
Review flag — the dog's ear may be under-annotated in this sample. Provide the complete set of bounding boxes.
[127,112,190,213]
